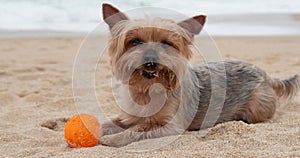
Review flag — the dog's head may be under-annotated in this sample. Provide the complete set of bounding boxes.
[102,3,206,92]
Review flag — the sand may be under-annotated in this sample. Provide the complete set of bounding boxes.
[293,14,300,21]
[0,36,299,157]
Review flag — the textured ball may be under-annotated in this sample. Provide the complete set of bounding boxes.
[64,114,101,148]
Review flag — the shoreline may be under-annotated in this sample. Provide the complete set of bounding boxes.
[1,30,300,39]
[1,13,300,38]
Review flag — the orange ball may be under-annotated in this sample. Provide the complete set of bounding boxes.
[64,114,102,148]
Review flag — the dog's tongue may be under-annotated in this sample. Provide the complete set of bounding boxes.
[144,70,156,73]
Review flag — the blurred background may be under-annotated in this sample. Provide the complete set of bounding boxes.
[1,0,300,37]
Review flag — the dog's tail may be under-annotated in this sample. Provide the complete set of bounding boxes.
[271,74,300,101]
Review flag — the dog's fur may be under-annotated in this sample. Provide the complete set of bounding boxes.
[100,3,300,147]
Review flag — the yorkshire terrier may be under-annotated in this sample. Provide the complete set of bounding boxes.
[99,3,300,147]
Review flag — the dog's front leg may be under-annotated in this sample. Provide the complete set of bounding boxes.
[100,123,183,147]
[101,117,127,137]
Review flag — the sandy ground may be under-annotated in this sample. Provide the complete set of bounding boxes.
[0,36,299,157]
[293,14,300,21]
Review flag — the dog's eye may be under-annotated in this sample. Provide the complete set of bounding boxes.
[161,41,173,47]
[129,38,143,46]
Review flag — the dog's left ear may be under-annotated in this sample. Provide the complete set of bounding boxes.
[102,3,129,29]
[178,15,206,35]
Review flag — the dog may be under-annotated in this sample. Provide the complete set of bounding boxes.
[99,3,300,147]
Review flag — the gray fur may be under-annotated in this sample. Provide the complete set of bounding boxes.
[188,59,274,130]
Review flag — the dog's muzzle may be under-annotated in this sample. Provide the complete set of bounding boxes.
[142,49,158,79]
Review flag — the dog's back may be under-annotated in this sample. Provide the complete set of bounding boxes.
[188,59,300,130]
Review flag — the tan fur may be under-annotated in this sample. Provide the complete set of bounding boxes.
[107,18,194,68]
[239,82,277,123]
[271,75,300,101]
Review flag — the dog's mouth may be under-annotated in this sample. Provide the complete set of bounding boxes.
[141,62,159,79]
[142,69,158,79]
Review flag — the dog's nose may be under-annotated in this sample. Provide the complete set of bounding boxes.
[143,49,158,70]
[143,49,158,66]
[144,62,157,70]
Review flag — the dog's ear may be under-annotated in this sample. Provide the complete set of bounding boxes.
[102,3,129,29]
[178,15,206,35]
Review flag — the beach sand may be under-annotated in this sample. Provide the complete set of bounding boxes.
[0,36,299,157]
[293,14,300,21]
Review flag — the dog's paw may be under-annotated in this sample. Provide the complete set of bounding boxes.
[101,120,125,136]
[101,126,118,136]
[100,134,131,148]
[100,135,121,147]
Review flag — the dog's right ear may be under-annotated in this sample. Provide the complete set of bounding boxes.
[178,15,206,36]
[102,3,129,29]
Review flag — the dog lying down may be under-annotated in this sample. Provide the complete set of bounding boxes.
[98,3,300,147]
